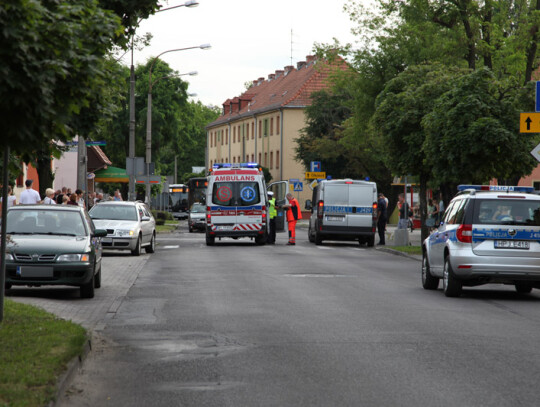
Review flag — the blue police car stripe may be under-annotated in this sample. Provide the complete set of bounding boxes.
[473,228,540,241]
[323,206,373,214]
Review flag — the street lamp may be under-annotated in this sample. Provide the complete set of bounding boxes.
[146,53,206,204]
[127,1,201,201]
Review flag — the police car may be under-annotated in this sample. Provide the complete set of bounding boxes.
[205,163,268,245]
[422,185,540,297]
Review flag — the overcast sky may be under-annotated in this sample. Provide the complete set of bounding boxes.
[128,0,360,107]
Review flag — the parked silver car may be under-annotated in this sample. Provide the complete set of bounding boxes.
[89,201,156,256]
[422,185,540,297]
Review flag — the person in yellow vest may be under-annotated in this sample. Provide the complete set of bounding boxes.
[267,191,277,244]
[282,192,302,245]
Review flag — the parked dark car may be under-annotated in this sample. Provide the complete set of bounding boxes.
[4,205,107,298]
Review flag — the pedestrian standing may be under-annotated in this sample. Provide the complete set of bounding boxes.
[56,186,67,204]
[267,191,277,244]
[397,193,409,230]
[438,193,445,223]
[114,189,123,201]
[75,189,85,208]
[19,179,41,204]
[376,193,387,245]
[43,188,57,204]
[282,192,302,245]
[0,185,17,213]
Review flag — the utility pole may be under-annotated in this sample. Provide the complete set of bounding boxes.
[128,37,136,201]
[77,135,87,206]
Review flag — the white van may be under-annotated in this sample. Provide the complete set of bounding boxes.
[305,179,378,246]
[205,163,269,245]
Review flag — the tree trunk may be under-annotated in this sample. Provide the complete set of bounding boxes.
[481,5,493,69]
[36,156,54,199]
[459,0,477,70]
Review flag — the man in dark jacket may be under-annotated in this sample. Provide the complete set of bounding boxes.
[376,193,387,245]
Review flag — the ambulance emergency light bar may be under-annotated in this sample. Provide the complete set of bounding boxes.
[212,162,260,170]
[457,185,534,193]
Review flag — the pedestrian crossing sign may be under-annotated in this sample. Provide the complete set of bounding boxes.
[293,182,303,192]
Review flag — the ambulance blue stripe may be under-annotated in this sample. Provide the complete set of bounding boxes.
[209,205,263,210]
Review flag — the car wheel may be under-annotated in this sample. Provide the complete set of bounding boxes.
[80,276,95,299]
[443,257,462,297]
[189,225,193,233]
[308,225,315,243]
[422,252,439,290]
[315,231,323,245]
[515,282,533,294]
[94,263,101,289]
[5,283,12,290]
[131,235,142,256]
[206,233,215,246]
[366,235,375,247]
[145,233,155,254]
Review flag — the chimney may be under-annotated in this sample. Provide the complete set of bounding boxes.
[222,99,231,115]
[252,79,258,87]
[268,73,275,81]
[297,61,306,70]
[306,55,316,64]
[284,65,294,75]
[258,77,265,85]
[275,70,284,78]
[231,97,240,113]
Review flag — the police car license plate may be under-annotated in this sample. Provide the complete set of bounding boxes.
[217,225,233,231]
[494,240,530,249]
[327,216,344,221]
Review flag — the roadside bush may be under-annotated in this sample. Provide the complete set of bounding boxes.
[152,210,173,225]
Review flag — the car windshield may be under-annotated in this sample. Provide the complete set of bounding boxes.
[473,199,540,226]
[190,204,206,213]
[7,209,86,236]
[90,205,138,221]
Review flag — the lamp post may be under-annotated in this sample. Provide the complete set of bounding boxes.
[146,52,207,204]
[127,0,200,201]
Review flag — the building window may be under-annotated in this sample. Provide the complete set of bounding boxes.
[251,122,254,139]
[276,150,280,169]
[246,124,249,139]
[251,153,254,162]
[238,156,241,163]
[225,129,228,145]
[233,127,236,143]
[258,152,261,164]
[259,120,262,138]
[209,132,212,147]
[264,152,268,167]
[270,118,273,136]
[233,156,236,163]
[276,116,280,134]
[270,151,273,169]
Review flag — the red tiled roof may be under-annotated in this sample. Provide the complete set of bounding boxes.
[208,56,350,127]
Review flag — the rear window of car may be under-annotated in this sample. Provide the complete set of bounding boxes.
[211,182,260,206]
[473,199,540,226]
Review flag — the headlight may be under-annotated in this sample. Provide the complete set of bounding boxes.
[57,254,90,262]
[5,253,13,261]
[116,229,134,237]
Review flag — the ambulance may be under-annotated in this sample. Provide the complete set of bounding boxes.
[205,163,269,245]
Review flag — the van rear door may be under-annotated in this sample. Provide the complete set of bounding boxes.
[267,181,289,232]
[324,183,350,227]
[236,181,264,231]
[209,181,236,232]
[348,183,377,229]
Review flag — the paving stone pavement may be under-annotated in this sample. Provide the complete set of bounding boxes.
[6,251,150,331]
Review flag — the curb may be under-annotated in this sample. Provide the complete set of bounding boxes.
[375,246,422,262]
[50,335,92,407]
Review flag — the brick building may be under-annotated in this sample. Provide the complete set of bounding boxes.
[206,55,349,207]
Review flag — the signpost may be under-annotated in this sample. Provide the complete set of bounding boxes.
[305,171,326,179]
[310,161,321,172]
[520,113,540,133]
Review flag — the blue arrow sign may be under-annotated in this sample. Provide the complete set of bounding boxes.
[536,81,540,112]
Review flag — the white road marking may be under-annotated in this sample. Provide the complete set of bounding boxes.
[162,245,180,249]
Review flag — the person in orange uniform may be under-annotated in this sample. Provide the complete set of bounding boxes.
[282,193,302,245]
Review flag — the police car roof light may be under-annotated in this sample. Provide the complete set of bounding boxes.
[457,185,534,193]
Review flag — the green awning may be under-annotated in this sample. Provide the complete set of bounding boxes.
[94,166,129,183]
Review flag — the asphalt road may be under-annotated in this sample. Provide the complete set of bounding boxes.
[18,223,540,406]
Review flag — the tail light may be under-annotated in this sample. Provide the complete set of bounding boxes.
[372,202,378,220]
[206,206,211,224]
[317,200,324,219]
[262,206,267,222]
[456,224,473,243]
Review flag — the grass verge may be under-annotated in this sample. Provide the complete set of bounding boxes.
[0,299,87,407]
[391,245,423,256]
[156,221,179,233]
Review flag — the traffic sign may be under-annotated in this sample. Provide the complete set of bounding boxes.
[520,113,540,133]
[292,181,303,192]
[536,82,540,112]
[305,171,326,179]
[531,142,540,162]
[310,161,321,172]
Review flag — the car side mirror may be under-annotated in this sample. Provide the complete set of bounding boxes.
[141,216,150,222]
[305,199,312,210]
[94,229,108,238]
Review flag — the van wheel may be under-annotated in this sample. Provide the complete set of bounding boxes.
[315,232,323,245]
[206,234,215,246]
[443,257,462,297]
[515,282,533,294]
[255,233,266,245]
[366,235,375,247]
[308,226,315,243]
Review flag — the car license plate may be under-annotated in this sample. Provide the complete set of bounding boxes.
[327,216,344,221]
[17,266,54,278]
[102,237,112,243]
[217,225,233,231]
[494,240,530,249]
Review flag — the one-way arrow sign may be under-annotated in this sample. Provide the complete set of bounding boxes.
[520,113,540,133]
